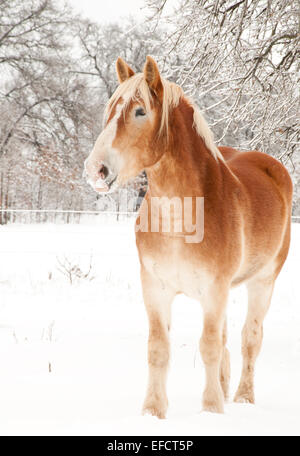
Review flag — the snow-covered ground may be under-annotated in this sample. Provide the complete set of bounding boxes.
[0,219,299,436]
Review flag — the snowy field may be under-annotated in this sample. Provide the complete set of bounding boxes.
[0,219,299,436]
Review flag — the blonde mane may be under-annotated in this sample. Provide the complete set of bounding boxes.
[105,73,223,161]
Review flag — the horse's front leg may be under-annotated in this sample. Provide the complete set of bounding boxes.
[141,266,175,419]
[200,284,229,413]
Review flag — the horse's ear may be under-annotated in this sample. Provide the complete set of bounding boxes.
[143,56,163,102]
[116,57,135,83]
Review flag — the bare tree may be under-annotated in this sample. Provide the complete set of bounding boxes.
[70,18,167,104]
[146,0,299,160]
[0,0,71,155]
[0,0,100,221]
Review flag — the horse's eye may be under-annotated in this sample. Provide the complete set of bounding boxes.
[135,108,146,117]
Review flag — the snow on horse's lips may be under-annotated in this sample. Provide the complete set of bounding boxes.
[86,177,105,192]
[92,175,118,194]
[95,178,107,188]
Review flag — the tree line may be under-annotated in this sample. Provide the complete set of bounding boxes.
[0,0,299,224]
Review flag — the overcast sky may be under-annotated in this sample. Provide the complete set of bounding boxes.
[67,0,148,24]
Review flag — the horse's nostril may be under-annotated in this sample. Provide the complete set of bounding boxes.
[99,164,109,179]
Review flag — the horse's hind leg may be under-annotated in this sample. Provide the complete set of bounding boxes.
[220,319,230,401]
[141,266,175,419]
[234,274,275,404]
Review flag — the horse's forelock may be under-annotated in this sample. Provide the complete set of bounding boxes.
[103,74,152,128]
[103,73,223,161]
[104,74,183,134]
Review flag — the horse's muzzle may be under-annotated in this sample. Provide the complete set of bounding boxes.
[83,159,118,193]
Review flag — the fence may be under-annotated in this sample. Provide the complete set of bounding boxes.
[0,209,299,225]
[0,209,137,225]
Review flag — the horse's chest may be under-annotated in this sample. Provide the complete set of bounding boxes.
[140,242,211,300]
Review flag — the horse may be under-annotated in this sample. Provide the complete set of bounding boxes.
[85,56,293,418]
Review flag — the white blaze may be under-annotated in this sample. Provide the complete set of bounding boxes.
[85,102,124,187]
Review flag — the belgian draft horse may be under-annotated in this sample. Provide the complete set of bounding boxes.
[85,56,293,418]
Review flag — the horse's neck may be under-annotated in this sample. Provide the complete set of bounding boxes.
[146,103,225,198]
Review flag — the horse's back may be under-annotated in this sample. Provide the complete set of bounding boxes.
[220,147,293,202]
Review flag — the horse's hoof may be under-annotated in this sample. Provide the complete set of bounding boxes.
[142,406,166,419]
[202,399,224,414]
[142,399,167,419]
[234,391,255,404]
